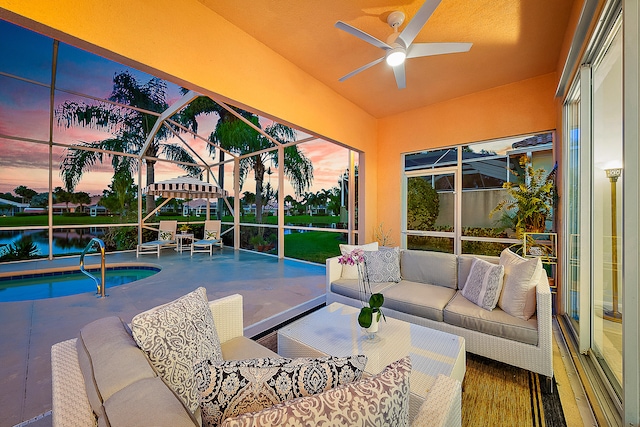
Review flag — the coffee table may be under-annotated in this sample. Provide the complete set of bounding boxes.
[277,302,465,421]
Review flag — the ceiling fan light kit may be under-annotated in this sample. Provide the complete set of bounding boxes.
[386,46,407,66]
[336,0,472,89]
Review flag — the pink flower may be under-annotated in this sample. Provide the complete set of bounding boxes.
[337,248,365,265]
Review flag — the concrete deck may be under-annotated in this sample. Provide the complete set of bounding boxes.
[0,249,326,427]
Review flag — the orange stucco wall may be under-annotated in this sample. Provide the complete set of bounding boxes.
[377,72,558,244]
[0,0,379,237]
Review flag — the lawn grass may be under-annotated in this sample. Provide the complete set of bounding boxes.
[284,231,344,264]
[1,214,346,264]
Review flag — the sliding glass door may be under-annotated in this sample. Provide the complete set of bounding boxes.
[562,11,623,405]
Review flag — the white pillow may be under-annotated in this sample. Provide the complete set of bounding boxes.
[131,287,223,413]
[460,258,504,311]
[498,249,543,320]
[339,242,379,279]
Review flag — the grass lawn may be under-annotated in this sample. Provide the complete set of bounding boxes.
[284,231,344,264]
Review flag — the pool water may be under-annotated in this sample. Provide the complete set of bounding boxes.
[0,266,160,302]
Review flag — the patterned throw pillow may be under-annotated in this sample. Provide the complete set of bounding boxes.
[364,246,401,283]
[339,242,379,279]
[460,258,504,311]
[205,230,218,240]
[160,230,174,241]
[131,287,223,413]
[498,248,543,320]
[195,355,368,427]
[220,356,411,427]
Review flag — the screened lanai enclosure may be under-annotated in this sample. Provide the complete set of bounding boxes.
[0,19,361,263]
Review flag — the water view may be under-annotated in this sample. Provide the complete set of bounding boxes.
[0,228,105,257]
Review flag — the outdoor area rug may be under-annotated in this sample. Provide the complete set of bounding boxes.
[255,331,566,426]
[463,353,566,426]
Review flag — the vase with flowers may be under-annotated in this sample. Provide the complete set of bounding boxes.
[338,248,386,339]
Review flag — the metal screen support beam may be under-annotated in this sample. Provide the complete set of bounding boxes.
[138,90,199,160]
[278,145,285,258]
[234,157,241,249]
[348,150,356,244]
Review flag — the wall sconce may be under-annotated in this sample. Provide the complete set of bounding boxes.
[604,167,622,323]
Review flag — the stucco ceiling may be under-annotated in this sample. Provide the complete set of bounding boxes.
[201,0,575,119]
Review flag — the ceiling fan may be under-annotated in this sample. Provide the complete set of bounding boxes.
[335,0,472,89]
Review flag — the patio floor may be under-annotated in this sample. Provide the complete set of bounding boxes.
[0,248,326,427]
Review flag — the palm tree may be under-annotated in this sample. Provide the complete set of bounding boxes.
[57,71,200,214]
[242,191,255,216]
[302,191,319,216]
[72,191,91,213]
[179,97,314,223]
[54,187,73,213]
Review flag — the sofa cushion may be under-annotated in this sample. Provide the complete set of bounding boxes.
[76,316,157,419]
[498,249,543,320]
[383,281,456,322]
[457,254,499,290]
[195,355,368,427]
[444,292,538,345]
[131,287,223,413]
[220,336,279,360]
[219,356,411,427]
[364,246,401,283]
[400,250,458,289]
[339,242,379,279]
[331,279,396,301]
[102,377,198,427]
[460,258,504,311]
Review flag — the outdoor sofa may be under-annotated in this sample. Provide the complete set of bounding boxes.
[51,291,462,427]
[326,247,554,390]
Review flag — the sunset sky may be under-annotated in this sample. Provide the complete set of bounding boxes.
[0,19,350,200]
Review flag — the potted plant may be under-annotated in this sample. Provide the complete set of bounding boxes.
[338,248,386,336]
[249,234,268,251]
[179,224,191,234]
[490,155,556,239]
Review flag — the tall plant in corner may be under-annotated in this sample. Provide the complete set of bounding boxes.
[338,248,385,330]
[491,155,556,239]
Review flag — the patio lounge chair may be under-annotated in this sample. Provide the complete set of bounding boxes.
[191,220,223,256]
[136,220,177,257]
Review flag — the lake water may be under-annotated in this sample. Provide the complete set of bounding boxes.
[0,228,105,257]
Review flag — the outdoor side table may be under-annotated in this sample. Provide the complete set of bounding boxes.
[176,233,194,253]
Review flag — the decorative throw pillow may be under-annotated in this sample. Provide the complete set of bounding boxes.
[160,230,174,241]
[339,242,379,279]
[364,246,401,283]
[498,249,543,320]
[219,356,411,427]
[131,287,223,413]
[205,230,218,240]
[460,258,504,310]
[195,355,368,427]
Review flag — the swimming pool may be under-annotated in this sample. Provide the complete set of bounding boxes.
[0,266,160,302]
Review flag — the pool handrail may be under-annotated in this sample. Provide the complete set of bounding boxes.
[79,238,107,298]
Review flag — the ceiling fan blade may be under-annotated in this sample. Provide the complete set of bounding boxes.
[393,63,406,89]
[407,42,472,58]
[398,0,442,48]
[339,56,386,82]
[335,21,391,50]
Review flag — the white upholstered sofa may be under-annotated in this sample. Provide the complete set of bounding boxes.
[51,292,462,427]
[327,248,554,390]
